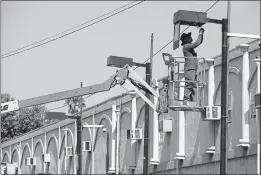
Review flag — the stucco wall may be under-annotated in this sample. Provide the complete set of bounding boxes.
[1,39,260,174]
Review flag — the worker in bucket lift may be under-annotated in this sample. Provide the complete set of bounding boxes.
[180,27,205,102]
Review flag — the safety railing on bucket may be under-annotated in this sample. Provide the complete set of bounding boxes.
[162,53,207,109]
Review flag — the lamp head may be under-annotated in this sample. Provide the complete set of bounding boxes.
[107,56,133,68]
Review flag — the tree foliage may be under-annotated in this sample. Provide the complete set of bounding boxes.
[1,93,51,142]
[64,96,86,114]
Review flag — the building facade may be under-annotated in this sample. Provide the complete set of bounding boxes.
[1,39,260,174]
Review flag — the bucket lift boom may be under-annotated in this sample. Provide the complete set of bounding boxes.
[1,65,158,114]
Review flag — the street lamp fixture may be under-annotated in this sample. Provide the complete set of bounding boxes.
[107,56,146,68]
[107,56,134,68]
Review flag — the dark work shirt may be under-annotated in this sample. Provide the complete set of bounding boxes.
[182,34,203,71]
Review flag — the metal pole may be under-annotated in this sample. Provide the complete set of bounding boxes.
[150,33,154,83]
[220,18,228,175]
[77,82,83,175]
[226,1,231,173]
[143,62,151,174]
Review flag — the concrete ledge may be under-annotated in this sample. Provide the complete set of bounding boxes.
[205,146,216,154]
[237,142,250,148]
[151,143,257,173]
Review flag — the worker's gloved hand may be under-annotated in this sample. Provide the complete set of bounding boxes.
[199,28,205,35]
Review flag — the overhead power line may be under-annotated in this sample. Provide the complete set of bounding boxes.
[1,1,138,58]
[1,0,145,59]
[46,93,94,112]
[134,0,220,70]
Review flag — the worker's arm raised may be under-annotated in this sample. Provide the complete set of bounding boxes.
[183,28,204,50]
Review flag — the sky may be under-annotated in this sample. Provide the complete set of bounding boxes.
[1,1,260,114]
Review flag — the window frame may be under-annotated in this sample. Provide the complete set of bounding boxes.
[249,86,257,118]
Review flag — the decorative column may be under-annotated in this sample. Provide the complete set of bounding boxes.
[18,141,22,174]
[238,44,250,147]
[175,75,185,159]
[108,105,117,174]
[63,129,69,173]
[74,120,77,174]
[254,57,260,174]
[115,106,121,175]
[206,58,215,107]
[44,133,47,173]
[31,137,35,174]
[206,58,216,153]
[255,58,260,95]
[129,91,138,169]
[150,79,160,165]
[58,127,61,174]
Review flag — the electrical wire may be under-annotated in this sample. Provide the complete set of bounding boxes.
[133,0,220,70]
[1,0,145,59]
[1,1,138,58]
[46,93,94,112]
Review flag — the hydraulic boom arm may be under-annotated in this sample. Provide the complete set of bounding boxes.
[1,65,129,114]
[1,64,159,114]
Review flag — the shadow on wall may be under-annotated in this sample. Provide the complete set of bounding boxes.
[158,111,177,163]
[11,149,19,174]
[117,108,131,173]
[82,124,92,174]
[33,142,44,174]
[21,145,31,174]
[93,115,112,174]
[2,152,9,163]
[84,152,92,174]
[93,135,107,174]
[46,137,58,174]
[133,105,145,173]
[59,134,74,174]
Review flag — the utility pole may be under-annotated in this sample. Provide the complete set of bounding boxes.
[77,82,83,175]
[143,34,153,174]
[143,62,151,175]
[220,18,229,175]
[150,33,154,82]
